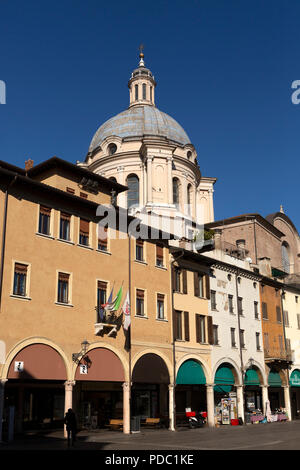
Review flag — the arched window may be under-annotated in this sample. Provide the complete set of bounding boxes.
[150,86,153,102]
[282,243,290,273]
[127,174,139,209]
[142,83,146,100]
[173,178,180,208]
[135,84,139,101]
[187,184,192,215]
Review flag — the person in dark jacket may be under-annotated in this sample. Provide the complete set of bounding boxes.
[64,408,77,447]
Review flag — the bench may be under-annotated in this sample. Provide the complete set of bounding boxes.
[142,418,161,428]
[106,419,123,430]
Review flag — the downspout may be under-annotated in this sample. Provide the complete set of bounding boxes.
[0,176,17,311]
[170,248,184,431]
[235,268,245,421]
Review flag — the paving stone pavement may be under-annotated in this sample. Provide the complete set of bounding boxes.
[1,420,300,452]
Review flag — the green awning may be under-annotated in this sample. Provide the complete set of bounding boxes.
[214,366,235,393]
[290,370,300,387]
[176,360,206,385]
[268,371,282,387]
[244,369,260,386]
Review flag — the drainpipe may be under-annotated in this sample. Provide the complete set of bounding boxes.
[170,248,184,431]
[235,268,245,422]
[0,176,17,311]
[281,287,291,418]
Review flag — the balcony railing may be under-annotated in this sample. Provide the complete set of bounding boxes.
[264,347,293,362]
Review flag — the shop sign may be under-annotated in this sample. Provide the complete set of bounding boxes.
[14,361,24,372]
[80,364,88,374]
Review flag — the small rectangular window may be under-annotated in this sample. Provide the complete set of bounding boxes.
[196,314,206,343]
[256,332,261,351]
[262,302,268,320]
[79,218,89,246]
[231,328,236,348]
[175,311,182,340]
[97,281,107,322]
[156,244,164,267]
[157,294,165,320]
[136,289,145,316]
[211,290,217,310]
[135,84,139,100]
[59,212,71,241]
[297,314,300,330]
[254,301,259,319]
[142,83,146,100]
[173,268,181,293]
[238,297,243,315]
[276,306,282,323]
[57,272,69,304]
[228,295,234,313]
[98,226,108,252]
[240,329,245,349]
[13,263,28,296]
[283,310,289,327]
[39,205,51,235]
[136,239,144,261]
[213,325,219,345]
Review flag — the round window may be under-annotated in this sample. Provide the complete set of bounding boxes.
[108,143,117,155]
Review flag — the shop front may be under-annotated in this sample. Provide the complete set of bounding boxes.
[290,369,300,420]
[74,347,125,429]
[175,359,207,426]
[268,370,284,412]
[244,368,262,413]
[4,343,67,434]
[131,353,170,427]
[214,364,238,425]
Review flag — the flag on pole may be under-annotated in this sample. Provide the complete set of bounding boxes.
[122,290,131,351]
[122,291,131,330]
[103,285,123,312]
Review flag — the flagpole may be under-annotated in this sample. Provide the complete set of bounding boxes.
[128,232,132,432]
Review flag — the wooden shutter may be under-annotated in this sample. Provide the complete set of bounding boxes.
[14,263,28,274]
[194,272,200,297]
[184,311,190,341]
[173,310,178,340]
[205,274,210,299]
[182,270,187,294]
[195,314,201,343]
[207,316,214,345]
[172,268,176,292]
[80,218,89,234]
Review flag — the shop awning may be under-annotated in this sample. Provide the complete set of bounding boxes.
[214,366,235,393]
[290,369,300,387]
[176,360,206,385]
[268,371,282,387]
[244,369,260,386]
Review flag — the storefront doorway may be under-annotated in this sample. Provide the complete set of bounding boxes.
[214,364,238,425]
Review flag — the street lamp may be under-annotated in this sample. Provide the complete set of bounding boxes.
[72,339,90,364]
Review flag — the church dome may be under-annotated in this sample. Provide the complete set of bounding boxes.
[88,105,191,153]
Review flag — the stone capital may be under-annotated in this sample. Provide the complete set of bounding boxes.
[64,380,76,391]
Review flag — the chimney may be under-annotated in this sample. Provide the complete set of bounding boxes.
[25,159,34,171]
[214,229,222,250]
[258,257,272,277]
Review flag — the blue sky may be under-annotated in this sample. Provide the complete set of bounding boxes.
[0,0,299,230]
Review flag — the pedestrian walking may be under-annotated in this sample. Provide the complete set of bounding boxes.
[64,408,77,447]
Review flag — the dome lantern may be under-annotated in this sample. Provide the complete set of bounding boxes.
[128,47,156,107]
